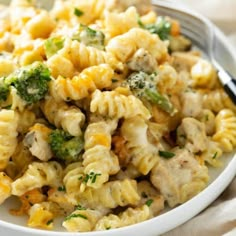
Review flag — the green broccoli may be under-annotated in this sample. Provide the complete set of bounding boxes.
[4,61,51,104]
[44,37,65,58]
[0,78,10,102]
[138,16,172,41]
[72,25,105,50]
[127,71,175,115]
[49,129,84,162]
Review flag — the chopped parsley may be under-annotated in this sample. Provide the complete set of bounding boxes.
[145,199,153,207]
[106,226,111,230]
[159,150,175,159]
[72,25,105,50]
[212,152,218,159]
[57,186,66,192]
[112,78,119,83]
[46,219,53,225]
[138,16,172,40]
[2,104,12,109]
[83,172,101,184]
[75,205,87,210]
[74,8,84,17]
[141,192,148,198]
[78,175,83,180]
[65,213,87,221]
[205,114,209,121]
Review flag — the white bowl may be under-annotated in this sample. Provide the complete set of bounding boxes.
[0,1,236,235]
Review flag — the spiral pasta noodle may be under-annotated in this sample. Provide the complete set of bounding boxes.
[11,161,63,196]
[213,109,236,152]
[63,208,103,232]
[201,89,236,113]
[106,28,168,63]
[90,89,151,120]
[41,97,85,136]
[121,116,159,175]
[49,64,114,102]
[59,38,123,71]
[95,205,150,230]
[1,0,235,232]
[0,109,18,170]
[104,7,139,38]
[77,179,140,209]
[82,145,120,189]
[63,162,84,202]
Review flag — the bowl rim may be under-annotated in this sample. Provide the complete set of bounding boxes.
[0,1,236,235]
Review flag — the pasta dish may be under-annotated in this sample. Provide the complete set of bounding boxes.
[0,0,235,232]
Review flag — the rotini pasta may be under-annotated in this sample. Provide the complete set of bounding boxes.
[104,7,139,38]
[40,97,85,136]
[11,161,63,196]
[106,28,168,63]
[81,119,119,189]
[76,179,140,209]
[82,145,120,189]
[121,116,159,175]
[190,59,218,89]
[0,0,234,233]
[63,162,85,203]
[70,0,106,25]
[63,208,103,232]
[49,64,114,102]
[0,109,18,170]
[90,89,151,120]
[201,88,236,113]
[84,119,117,150]
[95,205,150,230]
[213,109,236,152]
[58,38,123,71]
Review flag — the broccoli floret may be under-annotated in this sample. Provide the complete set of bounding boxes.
[49,129,84,162]
[4,61,51,104]
[127,71,175,115]
[139,16,171,41]
[44,37,64,58]
[72,25,105,50]
[0,78,10,102]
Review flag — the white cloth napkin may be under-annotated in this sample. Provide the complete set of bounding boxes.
[163,1,236,235]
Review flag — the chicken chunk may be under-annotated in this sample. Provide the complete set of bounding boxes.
[23,124,53,161]
[151,148,209,207]
[177,117,208,153]
[181,91,203,118]
[127,48,157,73]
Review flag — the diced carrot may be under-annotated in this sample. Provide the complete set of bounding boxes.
[170,20,180,36]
